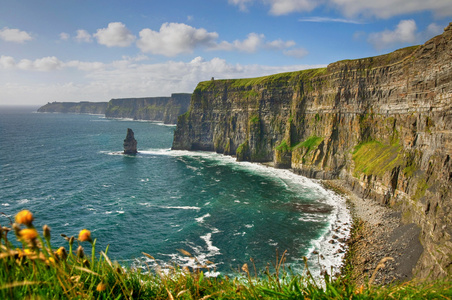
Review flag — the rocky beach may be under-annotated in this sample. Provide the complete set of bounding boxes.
[323,180,424,285]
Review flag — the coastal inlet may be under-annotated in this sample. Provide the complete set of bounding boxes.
[0,108,351,276]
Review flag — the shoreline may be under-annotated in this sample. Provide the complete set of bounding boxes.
[322,180,423,285]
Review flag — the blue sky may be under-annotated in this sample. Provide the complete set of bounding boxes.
[0,0,450,106]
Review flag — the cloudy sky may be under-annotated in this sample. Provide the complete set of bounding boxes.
[1,0,450,106]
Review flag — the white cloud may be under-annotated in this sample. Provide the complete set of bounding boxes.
[298,16,364,24]
[0,55,16,69]
[229,0,452,18]
[66,60,105,71]
[137,22,218,56]
[228,0,318,15]
[283,47,309,58]
[368,19,417,50]
[33,56,64,71]
[0,56,63,71]
[0,27,33,43]
[75,29,92,43]
[330,0,452,19]
[60,32,70,40]
[265,39,296,50]
[212,33,296,53]
[94,22,136,47]
[214,33,264,52]
[228,0,254,12]
[367,20,447,50]
[425,23,443,38]
[0,54,325,105]
[266,0,318,15]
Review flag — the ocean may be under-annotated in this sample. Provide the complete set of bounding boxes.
[0,106,351,276]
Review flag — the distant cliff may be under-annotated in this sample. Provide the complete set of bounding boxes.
[37,93,191,124]
[173,23,452,280]
[37,101,108,114]
[105,93,191,124]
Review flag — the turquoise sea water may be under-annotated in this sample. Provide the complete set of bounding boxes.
[0,106,351,276]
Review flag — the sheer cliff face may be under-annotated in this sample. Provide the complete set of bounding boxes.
[37,102,108,114]
[173,23,452,280]
[105,93,191,124]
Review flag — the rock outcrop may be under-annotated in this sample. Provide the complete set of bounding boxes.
[105,93,191,124]
[37,101,108,114]
[172,23,452,280]
[123,128,137,155]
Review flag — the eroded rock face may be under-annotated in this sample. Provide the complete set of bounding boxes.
[105,93,191,124]
[123,128,137,154]
[172,23,452,280]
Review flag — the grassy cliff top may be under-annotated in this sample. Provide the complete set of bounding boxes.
[194,44,421,93]
[195,67,328,92]
[328,45,420,71]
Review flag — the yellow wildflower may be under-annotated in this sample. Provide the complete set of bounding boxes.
[78,229,92,242]
[19,228,38,241]
[45,257,56,264]
[15,210,34,226]
[17,248,34,258]
[55,246,68,260]
[96,282,107,292]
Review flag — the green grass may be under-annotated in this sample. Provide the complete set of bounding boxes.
[2,210,452,299]
[276,140,290,152]
[194,68,328,92]
[294,136,324,153]
[352,140,404,178]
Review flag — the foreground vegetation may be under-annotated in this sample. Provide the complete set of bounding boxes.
[1,210,451,299]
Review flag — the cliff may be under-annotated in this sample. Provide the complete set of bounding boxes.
[173,23,452,280]
[37,101,108,114]
[105,93,191,124]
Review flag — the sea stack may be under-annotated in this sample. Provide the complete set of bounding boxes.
[123,128,137,154]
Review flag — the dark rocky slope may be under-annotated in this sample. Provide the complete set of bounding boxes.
[173,23,452,280]
[37,101,108,114]
[105,93,191,124]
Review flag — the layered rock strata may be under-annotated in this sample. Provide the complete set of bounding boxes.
[105,93,191,124]
[173,23,452,280]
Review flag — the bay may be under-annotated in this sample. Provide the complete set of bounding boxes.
[0,106,351,275]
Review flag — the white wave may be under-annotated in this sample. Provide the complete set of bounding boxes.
[105,146,351,276]
[305,189,352,277]
[138,203,199,210]
[200,232,221,255]
[18,199,29,204]
[162,206,201,211]
[268,239,278,246]
[195,213,211,224]
[164,149,352,276]
[1,203,10,206]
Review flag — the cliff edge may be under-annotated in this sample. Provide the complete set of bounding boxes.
[173,23,452,280]
[37,101,108,114]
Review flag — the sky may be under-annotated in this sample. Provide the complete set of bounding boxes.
[0,0,451,106]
